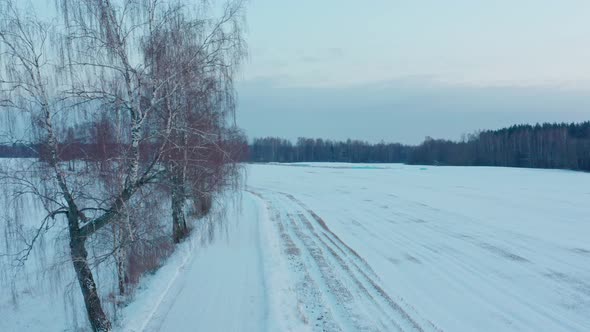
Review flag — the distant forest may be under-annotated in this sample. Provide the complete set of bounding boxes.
[2,121,590,171]
[249,122,590,171]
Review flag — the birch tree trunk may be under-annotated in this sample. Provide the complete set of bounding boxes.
[68,213,112,332]
[171,171,188,243]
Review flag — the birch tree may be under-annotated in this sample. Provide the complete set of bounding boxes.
[0,0,245,330]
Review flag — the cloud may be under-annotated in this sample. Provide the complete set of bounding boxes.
[327,47,344,57]
[236,76,590,144]
[300,55,321,63]
[297,47,346,64]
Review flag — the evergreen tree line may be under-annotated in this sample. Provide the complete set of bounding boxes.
[248,121,590,171]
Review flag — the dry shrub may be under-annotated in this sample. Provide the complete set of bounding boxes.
[126,236,174,286]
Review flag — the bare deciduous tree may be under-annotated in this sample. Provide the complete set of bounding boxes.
[0,0,246,330]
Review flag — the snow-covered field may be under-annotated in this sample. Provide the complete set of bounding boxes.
[3,162,590,331]
[245,163,590,331]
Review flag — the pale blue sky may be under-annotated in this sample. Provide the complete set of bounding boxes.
[238,0,590,143]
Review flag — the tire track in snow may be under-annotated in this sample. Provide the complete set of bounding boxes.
[251,188,437,332]
[249,190,342,332]
[282,193,438,332]
[282,210,379,331]
[294,211,428,331]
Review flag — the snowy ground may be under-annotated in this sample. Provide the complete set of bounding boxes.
[120,195,267,332]
[247,163,590,331]
[122,163,590,331]
[3,162,590,331]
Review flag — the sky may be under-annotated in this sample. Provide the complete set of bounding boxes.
[237,0,590,144]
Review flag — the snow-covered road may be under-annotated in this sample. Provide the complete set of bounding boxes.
[123,163,590,331]
[123,196,268,332]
